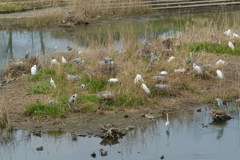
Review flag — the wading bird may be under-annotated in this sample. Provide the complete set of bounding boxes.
[216,59,225,66]
[31,65,37,75]
[216,98,224,110]
[165,113,170,130]
[167,56,175,63]
[51,59,59,65]
[50,78,56,88]
[108,78,118,83]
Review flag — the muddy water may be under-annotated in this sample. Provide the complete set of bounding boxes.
[1,106,240,160]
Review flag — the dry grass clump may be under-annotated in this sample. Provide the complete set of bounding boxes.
[0,96,13,130]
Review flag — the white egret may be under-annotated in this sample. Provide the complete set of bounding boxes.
[51,59,59,65]
[216,69,224,79]
[50,78,56,88]
[228,41,235,51]
[167,56,175,63]
[216,59,225,66]
[224,29,232,36]
[160,71,168,76]
[174,68,186,73]
[141,83,150,94]
[193,63,202,74]
[216,98,224,110]
[134,74,144,84]
[108,78,118,83]
[69,93,77,103]
[233,33,240,38]
[165,113,170,130]
[31,65,37,75]
[62,56,67,63]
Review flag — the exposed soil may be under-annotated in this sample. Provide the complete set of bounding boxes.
[1,53,240,136]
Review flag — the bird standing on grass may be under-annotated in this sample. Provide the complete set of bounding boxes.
[51,59,60,65]
[134,74,144,84]
[216,70,224,79]
[167,56,175,63]
[141,83,150,94]
[228,41,235,51]
[31,65,37,75]
[193,63,202,74]
[62,56,67,63]
[50,78,56,88]
[165,113,170,131]
[69,93,77,103]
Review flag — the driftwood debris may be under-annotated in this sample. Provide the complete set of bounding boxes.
[100,124,125,139]
[211,110,232,122]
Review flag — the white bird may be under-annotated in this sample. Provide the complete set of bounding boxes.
[216,59,225,66]
[216,69,224,79]
[174,68,186,73]
[167,56,175,63]
[216,98,224,110]
[134,74,144,84]
[50,78,56,88]
[141,83,150,94]
[193,63,202,74]
[160,71,168,76]
[61,56,67,63]
[51,59,60,65]
[233,33,240,38]
[228,41,235,51]
[224,29,232,37]
[31,65,37,75]
[69,93,77,103]
[165,113,170,130]
[108,78,118,83]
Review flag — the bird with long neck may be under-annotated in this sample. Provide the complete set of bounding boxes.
[165,113,170,131]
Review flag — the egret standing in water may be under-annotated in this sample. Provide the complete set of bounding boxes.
[50,78,56,88]
[31,65,37,75]
[165,113,170,131]
[216,98,224,110]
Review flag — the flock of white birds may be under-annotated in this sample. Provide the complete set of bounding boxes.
[28,29,239,130]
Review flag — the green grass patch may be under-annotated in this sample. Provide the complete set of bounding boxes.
[24,101,67,116]
[81,75,107,93]
[28,68,56,81]
[28,81,53,94]
[179,41,240,55]
[111,93,145,107]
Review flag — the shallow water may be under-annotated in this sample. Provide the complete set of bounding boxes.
[1,106,240,160]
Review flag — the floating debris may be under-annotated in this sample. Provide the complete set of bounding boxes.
[160,155,165,160]
[71,134,77,141]
[100,124,125,139]
[211,110,232,122]
[99,149,108,157]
